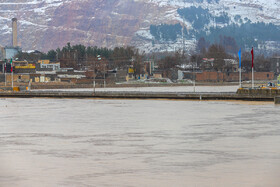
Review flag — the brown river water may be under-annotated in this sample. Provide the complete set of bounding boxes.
[0,98,280,187]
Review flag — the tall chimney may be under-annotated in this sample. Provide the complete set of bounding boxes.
[12,18,17,47]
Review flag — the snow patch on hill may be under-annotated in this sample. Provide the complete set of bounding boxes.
[0,0,279,52]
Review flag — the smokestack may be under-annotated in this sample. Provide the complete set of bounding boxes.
[12,18,17,47]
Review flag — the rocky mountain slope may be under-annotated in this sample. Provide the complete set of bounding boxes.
[0,0,279,53]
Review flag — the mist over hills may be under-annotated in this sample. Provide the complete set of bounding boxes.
[0,0,279,54]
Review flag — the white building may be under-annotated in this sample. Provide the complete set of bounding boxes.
[40,63,60,71]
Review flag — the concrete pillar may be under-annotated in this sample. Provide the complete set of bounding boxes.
[12,18,17,47]
[274,97,280,104]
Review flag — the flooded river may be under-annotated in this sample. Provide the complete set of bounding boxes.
[0,98,280,187]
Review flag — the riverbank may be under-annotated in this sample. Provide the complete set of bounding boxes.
[0,90,275,102]
[0,81,240,90]
[1,85,280,103]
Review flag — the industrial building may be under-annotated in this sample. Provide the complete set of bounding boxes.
[0,18,22,61]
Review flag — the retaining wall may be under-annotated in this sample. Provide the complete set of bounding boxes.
[237,88,280,96]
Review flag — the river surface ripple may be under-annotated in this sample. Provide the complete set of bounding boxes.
[0,98,280,187]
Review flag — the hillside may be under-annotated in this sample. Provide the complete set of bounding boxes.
[0,0,279,54]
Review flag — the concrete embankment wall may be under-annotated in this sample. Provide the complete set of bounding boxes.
[237,88,280,96]
[0,87,279,102]
[237,88,280,103]
[275,97,280,104]
[0,91,275,102]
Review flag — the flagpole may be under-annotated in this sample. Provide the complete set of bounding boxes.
[252,67,254,88]
[251,47,254,89]
[11,59,13,89]
[239,67,241,88]
[5,63,6,86]
[238,48,242,88]
[12,69,13,89]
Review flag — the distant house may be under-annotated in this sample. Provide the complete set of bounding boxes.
[201,58,214,69]
[224,59,238,72]
[38,60,61,71]
[57,69,86,83]
[153,70,163,79]
[40,63,60,71]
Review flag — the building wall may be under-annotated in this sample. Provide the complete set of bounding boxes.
[4,47,21,59]
[153,73,162,79]
[196,72,274,82]
[243,72,274,81]
[38,60,50,64]
[196,72,225,82]
[14,64,36,73]
[6,74,30,83]
[40,63,60,71]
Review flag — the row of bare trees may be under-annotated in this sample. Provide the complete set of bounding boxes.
[14,41,278,76]
[153,43,277,73]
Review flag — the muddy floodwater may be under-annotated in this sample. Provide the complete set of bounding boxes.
[0,98,280,187]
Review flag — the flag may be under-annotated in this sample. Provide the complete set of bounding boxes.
[10,59,13,73]
[251,47,254,68]
[238,48,241,68]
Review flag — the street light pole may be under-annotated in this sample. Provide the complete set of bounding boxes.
[93,59,96,94]
[11,59,13,89]
[95,55,102,91]
[4,59,7,86]
[193,61,196,93]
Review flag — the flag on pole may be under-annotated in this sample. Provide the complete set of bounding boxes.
[238,48,241,68]
[10,59,13,73]
[251,47,254,68]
